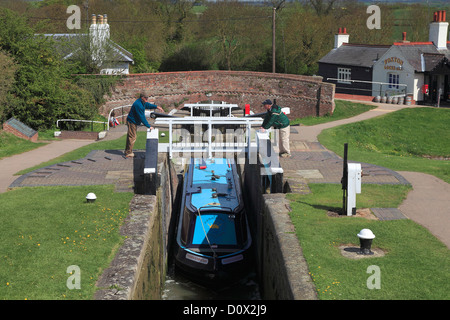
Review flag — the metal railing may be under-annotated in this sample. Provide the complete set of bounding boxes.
[153,116,268,160]
[144,127,282,175]
[144,101,284,194]
[183,103,239,117]
[107,105,131,131]
[326,78,410,97]
[106,104,159,130]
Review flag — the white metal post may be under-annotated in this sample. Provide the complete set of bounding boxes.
[346,163,362,216]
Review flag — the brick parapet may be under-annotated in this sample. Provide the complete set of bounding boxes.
[100,71,335,119]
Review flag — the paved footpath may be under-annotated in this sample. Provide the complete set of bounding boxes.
[0,139,96,193]
[1,101,449,249]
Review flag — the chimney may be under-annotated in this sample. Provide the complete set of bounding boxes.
[334,27,349,49]
[429,10,448,50]
[89,13,111,64]
[402,31,409,43]
[89,13,110,41]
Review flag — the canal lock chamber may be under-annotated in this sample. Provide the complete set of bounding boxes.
[94,153,316,300]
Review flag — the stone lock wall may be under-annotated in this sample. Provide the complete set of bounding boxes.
[241,160,317,300]
[101,71,335,119]
[94,154,180,300]
[95,153,317,300]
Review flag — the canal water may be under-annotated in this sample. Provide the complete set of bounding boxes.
[162,264,261,300]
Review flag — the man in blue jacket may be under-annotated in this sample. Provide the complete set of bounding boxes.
[125,92,164,158]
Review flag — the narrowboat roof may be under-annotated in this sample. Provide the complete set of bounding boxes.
[187,158,241,213]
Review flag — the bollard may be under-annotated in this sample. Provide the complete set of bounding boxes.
[357,229,375,255]
[86,193,97,203]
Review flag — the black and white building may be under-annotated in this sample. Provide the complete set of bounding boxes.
[319,11,450,104]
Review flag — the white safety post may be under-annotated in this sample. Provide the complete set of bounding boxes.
[346,163,362,216]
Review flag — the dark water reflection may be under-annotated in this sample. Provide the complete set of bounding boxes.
[162,267,261,300]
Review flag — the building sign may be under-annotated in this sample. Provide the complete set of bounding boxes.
[384,57,404,70]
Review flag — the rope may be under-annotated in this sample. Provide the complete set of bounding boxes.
[197,203,222,270]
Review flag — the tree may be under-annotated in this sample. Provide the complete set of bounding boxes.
[0,50,17,123]
[307,0,339,16]
[334,4,394,45]
[199,0,270,71]
[0,7,97,130]
[283,7,335,75]
[86,0,167,71]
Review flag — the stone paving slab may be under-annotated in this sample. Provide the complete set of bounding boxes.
[280,141,409,185]
[371,208,408,221]
[9,149,145,193]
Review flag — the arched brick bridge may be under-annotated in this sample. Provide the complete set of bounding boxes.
[101,70,335,119]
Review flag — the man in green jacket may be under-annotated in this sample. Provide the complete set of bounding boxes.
[260,99,291,158]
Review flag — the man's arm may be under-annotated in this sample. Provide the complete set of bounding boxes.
[145,102,164,113]
[261,112,276,130]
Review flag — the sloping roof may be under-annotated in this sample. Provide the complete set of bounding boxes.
[42,33,133,63]
[422,53,447,71]
[318,43,390,68]
[392,42,450,72]
[320,40,450,73]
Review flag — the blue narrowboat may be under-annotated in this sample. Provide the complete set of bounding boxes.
[174,157,253,285]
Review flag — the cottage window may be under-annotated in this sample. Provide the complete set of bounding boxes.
[337,68,351,84]
[388,73,399,89]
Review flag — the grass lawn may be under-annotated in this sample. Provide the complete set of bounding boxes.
[0,185,133,300]
[287,105,450,300]
[291,99,376,126]
[0,131,47,160]
[318,107,450,183]
[288,184,450,300]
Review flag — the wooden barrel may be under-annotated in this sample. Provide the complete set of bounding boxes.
[381,96,387,103]
[398,97,404,104]
[374,96,381,103]
[387,96,393,104]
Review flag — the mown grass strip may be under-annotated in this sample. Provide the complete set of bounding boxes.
[318,107,450,183]
[288,184,450,300]
[0,185,133,300]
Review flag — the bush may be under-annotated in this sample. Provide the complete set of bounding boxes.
[0,8,108,130]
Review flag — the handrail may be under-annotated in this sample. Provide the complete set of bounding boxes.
[184,103,239,117]
[326,77,411,97]
[154,116,264,159]
[106,104,156,130]
[107,105,131,131]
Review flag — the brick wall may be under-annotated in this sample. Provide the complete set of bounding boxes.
[101,71,335,120]
[3,122,38,142]
[59,131,99,140]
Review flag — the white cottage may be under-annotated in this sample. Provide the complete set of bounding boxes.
[373,10,450,103]
[319,10,450,105]
[44,14,134,75]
